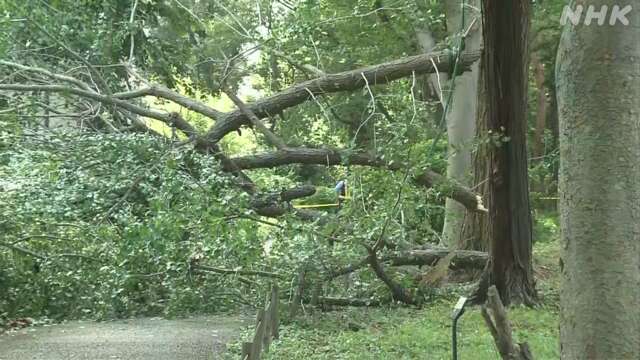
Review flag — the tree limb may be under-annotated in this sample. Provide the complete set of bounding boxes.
[228,147,486,213]
[194,264,284,279]
[481,286,534,360]
[0,84,195,135]
[224,89,288,150]
[203,50,481,144]
[327,249,488,280]
[112,84,224,120]
[0,60,92,90]
[366,246,416,305]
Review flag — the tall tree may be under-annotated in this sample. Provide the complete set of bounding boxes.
[460,58,490,251]
[556,0,640,357]
[473,0,536,305]
[441,0,483,249]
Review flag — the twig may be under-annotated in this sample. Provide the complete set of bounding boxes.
[0,60,92,90]
[194,264,283,279]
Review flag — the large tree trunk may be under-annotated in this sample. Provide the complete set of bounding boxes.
[556,1,640,358]
[460,57,490,251]
[474,1,536,306]
[441,0,482,248]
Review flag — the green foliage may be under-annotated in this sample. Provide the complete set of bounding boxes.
[0,128,260,319]
[226,238,564,359]
[225,302,559,360]
[0,0,563,342]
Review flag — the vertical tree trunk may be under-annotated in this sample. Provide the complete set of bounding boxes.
[460,57,490,252]
[441,0,482,248]
[473,0,536,306]
[556,0,640,358]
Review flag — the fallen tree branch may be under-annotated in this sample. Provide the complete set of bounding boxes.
[366,246,416,305]
[1,50,483,220]
[327,249,488,280]
[113,84,224,120]
[250,185,317,217]
[224,89,288,150]
[0,242,100,262]
[0,84,195,135]
[388,249,488,269]
[194,264,284,279]
[481,285,534,360]
[203,50,481,144]
[318,297,380,307]
[0,60,92,90]
[279,185,316,201]
[229,147,486,213]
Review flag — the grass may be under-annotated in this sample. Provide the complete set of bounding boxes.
[228,223,561,360]
[254,301,559,360]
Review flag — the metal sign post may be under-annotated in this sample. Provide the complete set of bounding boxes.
[451,296,468,360]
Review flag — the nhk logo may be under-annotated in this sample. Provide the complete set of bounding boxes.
[561,4,632,26]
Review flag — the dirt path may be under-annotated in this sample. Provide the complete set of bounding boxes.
[0,315,247,360]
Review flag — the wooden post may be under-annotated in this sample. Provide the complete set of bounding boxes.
[241,342,253,360]
[311,281,322,309]
[271,284,279,339]
[263,301,273,353]
[289,267,306,319]
[251,309,265,360]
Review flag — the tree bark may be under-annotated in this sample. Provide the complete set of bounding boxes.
[229,147,486,213]
[460,57,490,251]
[473,0,536,306]
[326,248,488,281]
[202,51,481,144]
[482,286,534,360]
[442,0,482,248]
[556,1,640,358]
[366,247,415,305]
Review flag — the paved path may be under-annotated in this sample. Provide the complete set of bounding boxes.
[0,315,247,360]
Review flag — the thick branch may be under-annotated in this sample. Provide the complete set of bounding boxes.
[224,89,288,150]
[366,247,415,305]
[279,185,316,201]
[327,249,488,280]
[388,249,488,269]
[113,85,224,120]
[414,171,487,213]
[481,286,534,360]
[0,84,195,135]
[250,186,316,217]
[229,147,486,213]
[204,50,481,144]
[230,147,386,169]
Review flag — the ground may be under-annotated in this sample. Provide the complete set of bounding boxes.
[1,221,561,360]
[224,241,561,360]
[0,315,247,360]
